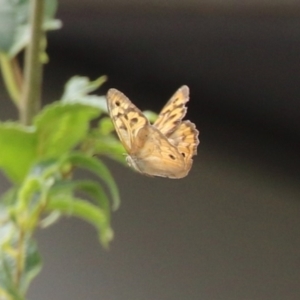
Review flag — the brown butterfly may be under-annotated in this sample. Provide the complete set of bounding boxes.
[106,86,199,178]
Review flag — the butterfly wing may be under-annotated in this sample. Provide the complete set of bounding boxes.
[167,120,199,171]
[153,85,199,174]
[106,88,149,153]
[153,85,189,136]
[131,125,188,178]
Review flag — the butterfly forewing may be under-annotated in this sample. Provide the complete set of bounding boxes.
[153,85,189,136]
[106,88,148,153]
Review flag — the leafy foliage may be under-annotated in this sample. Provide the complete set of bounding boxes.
[0,76,124,299]
[0,0,138,298]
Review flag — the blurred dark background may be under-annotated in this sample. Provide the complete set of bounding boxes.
[1,1,300,299]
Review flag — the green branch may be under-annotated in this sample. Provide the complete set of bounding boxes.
[20,0,44,125]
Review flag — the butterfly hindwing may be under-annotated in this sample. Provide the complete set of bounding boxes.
[167,120,199,168]
[135,125,187,178]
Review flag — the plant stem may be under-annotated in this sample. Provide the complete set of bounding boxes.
[20,0,44,125]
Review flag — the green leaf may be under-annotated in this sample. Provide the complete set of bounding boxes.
[34,102,100,159]
[44,0,59,20]
[0,0,17,53]
[27,158,60,179]
[50,180,110,217]
[98,117,115,135]
[39,211,61,228]
[0,214,41,298]
[12,159,67,230]
[47,196,113,247]
[87,122,126,164]
[0,255,24,300]
[9,20,62,58]
[66,153,120,210]
[0,122,36,183]
[0,215,24,300]
[62,76,108,111]
[20,238,42,294]
[92,135,126,165]
[0,0,61,57]
[143,110,158,123]
[0,187,18,205]
[15,176,41,215]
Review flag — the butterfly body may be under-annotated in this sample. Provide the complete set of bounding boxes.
[106,86,199,179]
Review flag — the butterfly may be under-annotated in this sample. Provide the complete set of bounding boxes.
[106,86,199,179]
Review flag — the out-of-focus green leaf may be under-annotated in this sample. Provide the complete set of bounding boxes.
[143,110,158,123]
[92,135,126,165]
[27,158,60,179]
[0,212,40,297]
[0,0,17,53]
[87,120,126,164]
[0,256,24,300]
[9,20,62,58]
[34,103,100,159]
[0,207,14,248]
[47,196,113,247]
[15,176,41,216]
[0,123,36,183]
[98,117,115,135]
[12,159,68,231]
[20,238,42,293]
[0,0,61,57]
[0,214,24,300]
[39,211,61,228]
[0,187,18,205]
[44,0,58,20]
[50,180,110,217]
[8,159,60,232]
[66,153,120,210]
[62,76,108,111]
